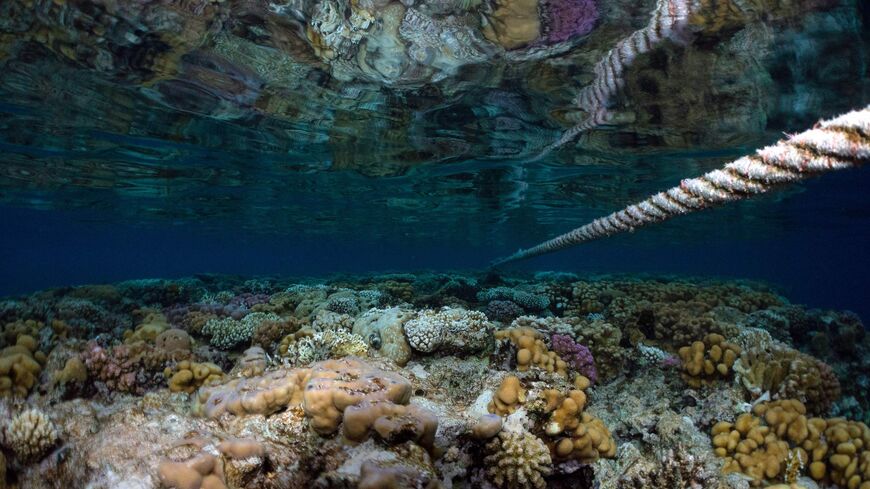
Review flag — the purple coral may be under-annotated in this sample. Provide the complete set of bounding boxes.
[551,334,598,384]
[540,0,599,45]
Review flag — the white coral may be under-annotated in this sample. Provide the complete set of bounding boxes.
[404,307,490,353]
[484,424,552,489]
[3,409,58,461]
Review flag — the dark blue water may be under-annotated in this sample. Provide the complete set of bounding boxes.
[2,166,867,320]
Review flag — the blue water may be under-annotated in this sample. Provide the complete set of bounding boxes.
[0,0,868,319]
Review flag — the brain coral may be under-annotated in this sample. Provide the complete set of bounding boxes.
[2,409,58,461]
[403,307,493,355]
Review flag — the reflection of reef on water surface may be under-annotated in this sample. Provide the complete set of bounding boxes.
[0,272,867,488]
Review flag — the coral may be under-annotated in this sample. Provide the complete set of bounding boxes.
[403,307,493,355]
[481,0,541,50]
[250,316,306,352]
[616,446,713,488]
[201,312,279,350]
[195,367,311,418]
[550,334,597,384]
[478,288,550,312]
[124,311,170,344]
[0,335,44,397]
[734,342,841,415]
[488,375,526,416]
[164,360,225,394]
[278,328,368,366]
[352,307,415,366]
[711,399,870,488]
[80,340,174,394]
[154,329,193,354]
[311,310,355,332]
[343,401,438,450]
[496,327,568,375]
[202,317,252,350]
[2,409,58,461]
[52,356,88,386]
[472,414,504,439]
[325,295,359,316]
[1,319,41,348]
[543,390,615,463]
[230,346,267,378]
[677,333,741,388]
[570,319,626,381]
[539,0,598,44]
[302,357,413,435]
[158,452,227,489]
[218,439,264,460]
[484,423,552,489]
[486,300,524,323]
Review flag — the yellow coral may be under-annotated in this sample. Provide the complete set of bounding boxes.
[164,361,225,394]
[495,328,567,376]
[0,335,44,397]
[678,333,741,388]
[712,399,870,488]
[488,375,526,416]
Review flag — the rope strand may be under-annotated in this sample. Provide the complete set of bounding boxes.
[494,106,870,266]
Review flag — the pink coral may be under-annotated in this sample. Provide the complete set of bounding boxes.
[541,0,598,44]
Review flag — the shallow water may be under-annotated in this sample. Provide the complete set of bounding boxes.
[0,0,869,487]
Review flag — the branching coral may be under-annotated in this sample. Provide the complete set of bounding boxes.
[484,423,553,489]
[550,334,597,384]
[277,328,368,366]
[2,409,58,461]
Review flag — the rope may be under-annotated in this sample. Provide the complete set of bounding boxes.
[534,0,694,159]
[493,105,870,266]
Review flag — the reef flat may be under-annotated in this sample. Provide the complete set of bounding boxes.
[0,272,867,489]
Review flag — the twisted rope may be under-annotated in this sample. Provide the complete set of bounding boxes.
[534,0,694,159]
[494,106,870,266]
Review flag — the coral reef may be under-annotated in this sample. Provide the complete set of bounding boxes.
[0,273,865,489]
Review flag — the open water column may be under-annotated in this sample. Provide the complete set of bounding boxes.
[0,0,868,488]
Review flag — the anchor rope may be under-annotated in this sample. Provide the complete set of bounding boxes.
[494,105,870,265]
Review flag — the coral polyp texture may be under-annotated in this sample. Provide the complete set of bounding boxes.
[0,272,867,489]
[499,106,870,264]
